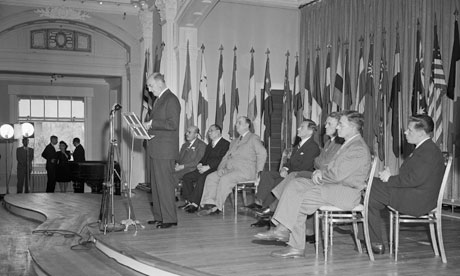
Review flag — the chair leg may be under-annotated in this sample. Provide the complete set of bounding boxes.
[234,187,238,217]
[395,212,400,262]
[242,189,248,206]
[352,212,362,254]
[429,221,439,256]
[324,211,329,262]
[389,211,394,255]
[363,213,375,261]
[330,217,334,247]
[436,215,447,263]
[315,211,320,256]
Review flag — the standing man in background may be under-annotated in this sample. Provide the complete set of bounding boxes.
[144,73,181,229]
[42,135,58,193]
[72,137,86,193]
[16,137,34,193]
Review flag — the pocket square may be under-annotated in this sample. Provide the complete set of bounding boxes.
[300,152,304,155]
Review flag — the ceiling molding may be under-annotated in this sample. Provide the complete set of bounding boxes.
[0,0,140,15]
[220,0,314,9]
[0,73,109,85]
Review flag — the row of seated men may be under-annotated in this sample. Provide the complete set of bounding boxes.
[168,112,445,259]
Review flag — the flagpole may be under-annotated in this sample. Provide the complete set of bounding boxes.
[396,23,402,169]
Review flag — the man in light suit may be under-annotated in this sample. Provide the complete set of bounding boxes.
[256,111,371,258]
[368,114,445,254]
[173,126,206,183]
[180,124,230,213]
[250,119,320,211]
[197,116,267,215]
[16,137,34,193]
[144,73,181,229]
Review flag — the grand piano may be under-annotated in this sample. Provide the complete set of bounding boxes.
[69,161,107,193]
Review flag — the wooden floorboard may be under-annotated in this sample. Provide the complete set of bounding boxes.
[4,190,460,276]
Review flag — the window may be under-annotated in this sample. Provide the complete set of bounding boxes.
[18,96,85,165]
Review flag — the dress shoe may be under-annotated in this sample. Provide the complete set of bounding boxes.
[371,243,385,254]
[254,229,289,242]
[185,205,198,213]
[147,220,162,225]
[178,202,190,209]
[156,222,177,229]
[245,203,262,210]
[197,208,215,216]
[210,209,221,215]
[305,234,315,244]
[251,219,271,228]
[255,207,271,217]
[270,246,304,258]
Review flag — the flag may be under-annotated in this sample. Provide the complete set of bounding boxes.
[447,19,460,155]
[447,19,460,100]
[181,41,194,130]
[197,47,209,134]
[311,54,322,127]
[229,48,239,138]
[157,42,165,74]
[333,42,343,111]
[428,22,447,146]
[356,42,366,112]
[411,24,427,115]
[247,49,257,122]
[390,32,401,158]
[281,52,292,150]
[293,57,303,129]
[141,50,152,122]
[261,52,273,144]
[363,39,375,150]
[215,48,226,128]
[321,50,331,127]
[344,48,352,110]
[376,35,388,161]
[303,56,312,120]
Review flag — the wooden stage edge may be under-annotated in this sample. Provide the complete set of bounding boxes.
[4,191,460,276]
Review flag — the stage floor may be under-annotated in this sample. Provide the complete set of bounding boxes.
[4,190,460,276]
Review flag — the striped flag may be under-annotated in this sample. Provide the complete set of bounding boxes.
[261,51,273,144]
[281,52,292,150]
[333,42,343,111]
[390,31,402,158]
[344,48,352,110]
[428,22,447,146]
[363,38,375,150]
[141,50,152,122]
[247,49,257,123]
[215,48,226,129]
[356,41,366,113]
[293,56,302,129]
[181,41,194,130]
[197,46,208,134]
[229,48,239,138]
[303,56,311,120]
[321,50,331,128]
[411,24,427,115]
[311,54,322,128]
[376,35,388,162]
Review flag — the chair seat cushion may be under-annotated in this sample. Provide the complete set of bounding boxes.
[319,204,364,212]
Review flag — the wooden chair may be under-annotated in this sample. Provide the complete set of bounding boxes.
[232,178,259,216]
[388,153,452,263]
[315,156,378,262]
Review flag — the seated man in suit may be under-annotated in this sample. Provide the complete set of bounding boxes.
[368,114,445,254]
[173,126,206,184]
[249,119,320,211]
[180,124,230,213]
[197,116,267,216]
[255,111,371,258]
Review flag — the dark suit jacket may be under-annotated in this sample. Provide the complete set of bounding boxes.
[16,147,34,170]
[283,137,320,172]
[147,89,181,160]
[73,144,85,162]
[174,138,207,178]
[200,138,230,173]
[387,139,444,217]
[41,144,57,169]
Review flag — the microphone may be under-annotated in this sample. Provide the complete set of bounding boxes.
[110,103,122,115]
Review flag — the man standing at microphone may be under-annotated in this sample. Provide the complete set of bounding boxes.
[144,73,181,228]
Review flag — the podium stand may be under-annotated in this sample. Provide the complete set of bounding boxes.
[120,112,151,232]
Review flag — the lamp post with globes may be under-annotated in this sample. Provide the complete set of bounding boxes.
[0,124,14,194]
